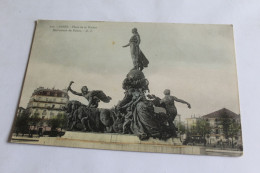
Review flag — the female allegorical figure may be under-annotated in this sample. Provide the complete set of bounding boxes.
[122,28,149,71]
[160,89,191,130]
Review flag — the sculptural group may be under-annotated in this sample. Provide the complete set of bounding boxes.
[64,28,191,140]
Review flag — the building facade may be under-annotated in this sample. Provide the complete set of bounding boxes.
[186,115,198,131]
[16,107,26,117]
[184,108,242,146]
[201,108,241,144]
[27,87,69,119]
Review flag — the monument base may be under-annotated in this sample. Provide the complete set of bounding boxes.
[38,131,204,155]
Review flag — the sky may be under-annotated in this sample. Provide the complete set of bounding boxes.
[19,20,240,120]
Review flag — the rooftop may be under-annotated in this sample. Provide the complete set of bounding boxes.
[32,87,69,98]
[202,108,239,119]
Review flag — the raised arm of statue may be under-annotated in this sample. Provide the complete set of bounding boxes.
[173,96,191,108]
[69,87,83,96]
[122,43,130,47]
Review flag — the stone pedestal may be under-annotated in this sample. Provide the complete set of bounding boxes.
[39,131,203,155]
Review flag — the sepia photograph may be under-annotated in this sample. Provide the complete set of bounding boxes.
[10,20,243,157]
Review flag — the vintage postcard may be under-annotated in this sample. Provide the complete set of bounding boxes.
[10,20,243,156]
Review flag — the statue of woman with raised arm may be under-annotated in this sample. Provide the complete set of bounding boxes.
[122,28,149,71]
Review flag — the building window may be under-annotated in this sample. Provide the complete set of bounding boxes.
[61,99,63,102]
[50,112,54,118]
[42,110,47,115]
[53,98,56,102]
[38,97,41,101]
[46,98,48,101]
